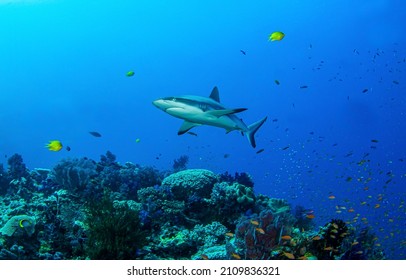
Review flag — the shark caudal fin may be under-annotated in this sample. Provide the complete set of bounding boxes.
[246,117,267,148]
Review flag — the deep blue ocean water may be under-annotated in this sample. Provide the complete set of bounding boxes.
[0,0,405,259]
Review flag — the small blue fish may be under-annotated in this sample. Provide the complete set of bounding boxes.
[89,131,102,137]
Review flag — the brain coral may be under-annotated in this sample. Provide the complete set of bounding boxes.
[0,215,36,237]
[161,169,218,201]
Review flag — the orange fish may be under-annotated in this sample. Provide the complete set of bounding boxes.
[324,247,333,251]
[351,241,359,246]
[306,214,315,219]
[283,252,295,259]
[231,252,241,260]
[225,232,234,238]
[255,228,265,234]
[281,235,292,241]
[328,195,336,199]
[348,208,355,213]
[374,204,380,209]
[201,254,209,260]
[354,251,363,255]
[312,236,321,241]
[250,220,260,226]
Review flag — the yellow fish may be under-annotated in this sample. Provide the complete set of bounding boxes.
[282,252,295,259]
[231,252,241,260]
[46,140,63,152]
[269,31,285,41]
[225,232,234,238]
[281,235,292,241]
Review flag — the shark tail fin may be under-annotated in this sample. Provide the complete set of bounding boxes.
[247,116,267,148]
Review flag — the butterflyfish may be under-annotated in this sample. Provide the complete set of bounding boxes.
[46,140,63,152]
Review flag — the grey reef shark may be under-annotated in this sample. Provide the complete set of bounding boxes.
[152,86,267,148]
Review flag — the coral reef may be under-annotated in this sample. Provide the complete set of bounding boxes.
[209,182,256,228]
[0,164,9,195]
[161,169,218,201]
[0,215,36,237]
[50,157,97,194]
[95,151,163,200]
[0,152,385,260]
[226,205,295,260]
[7,154,29,181]
[172,155,189,172]
[219,171,254,188]
[5,154,34,195]
[84,193,147,259]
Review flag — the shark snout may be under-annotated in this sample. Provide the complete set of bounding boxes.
[152,99,166,110]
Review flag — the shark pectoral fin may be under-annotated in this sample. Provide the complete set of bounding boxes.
[178,121,200,135]
[209,108,247,117]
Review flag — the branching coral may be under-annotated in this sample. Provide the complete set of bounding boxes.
[219,171,254,188]
[96,151,163,200]
[50,158,97,194]
[7,154,29,180]
[172,155,189,172]
[84,194,147,259]
[209,182,256,228]
[0,164,10,195]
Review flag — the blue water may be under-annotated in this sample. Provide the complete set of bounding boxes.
[0,0,405,259]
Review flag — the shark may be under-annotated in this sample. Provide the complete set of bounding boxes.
[152,86,267,148]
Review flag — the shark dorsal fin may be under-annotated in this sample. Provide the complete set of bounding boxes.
[178,121,200,135]
[208,108,247,117]
[209,86,220,102]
